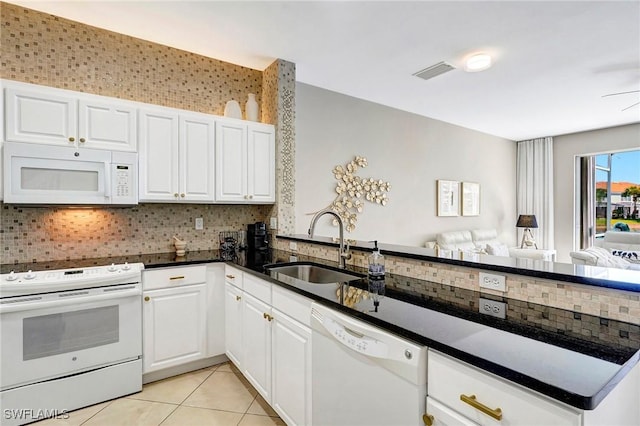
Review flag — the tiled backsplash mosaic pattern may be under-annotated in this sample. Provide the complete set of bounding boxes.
[1,3,262,117]
[1,203,271,264]
[275,239,640,325]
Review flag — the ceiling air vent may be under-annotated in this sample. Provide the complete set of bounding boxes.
[413,62,456,81]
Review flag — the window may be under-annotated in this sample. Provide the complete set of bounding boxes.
[582,150,640,245]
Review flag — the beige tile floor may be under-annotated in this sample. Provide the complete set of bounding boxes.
[35,362,285,426]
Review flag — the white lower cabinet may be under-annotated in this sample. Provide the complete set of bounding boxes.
[143,283,207,373]
[224,267,312,425]
[143,264,224,374]
[426,397,479,426]
[271,308,312,426]
[242,292,272,401]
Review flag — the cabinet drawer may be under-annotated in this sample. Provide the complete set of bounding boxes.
[143,265,207,290]
[428,350,580,426]
[225,265,243,289]
[243,273,271,304]
[426,397,478,426]
[272,285,312,327]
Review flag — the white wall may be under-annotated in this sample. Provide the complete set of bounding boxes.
[295,83,517,247]
[553,123,640,262]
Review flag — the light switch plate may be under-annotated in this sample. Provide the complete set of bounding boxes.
[479,272,506,292]
[479,297,506,319]
[289,241,297,251]
[270,217,277,229]
[195,217,203,230]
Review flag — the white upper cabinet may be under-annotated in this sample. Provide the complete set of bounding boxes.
[215,119,275,204]
[4,81,136,151]
[139,109,215,203]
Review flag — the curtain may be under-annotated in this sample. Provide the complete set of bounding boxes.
[579,156,595,249]
[516,137,554,250]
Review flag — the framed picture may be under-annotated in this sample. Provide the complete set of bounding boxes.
[437,180,459,216]
[462,182,480,216]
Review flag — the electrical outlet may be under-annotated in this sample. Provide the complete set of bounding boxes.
[479,272,506,292]
[195,217,203,230]
[289,241,297,251]
[479,297,506,319]
[270,217,278,229]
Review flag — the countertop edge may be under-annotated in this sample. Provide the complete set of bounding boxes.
[276,235,640,292]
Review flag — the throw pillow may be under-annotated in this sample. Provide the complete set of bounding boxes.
[486,243,509,257]
[611,250,640,264]
[584,247,630,269]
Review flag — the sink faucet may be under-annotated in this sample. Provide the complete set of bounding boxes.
[308,208,351,268]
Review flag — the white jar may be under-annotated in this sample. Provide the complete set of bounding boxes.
[245,93,259,121]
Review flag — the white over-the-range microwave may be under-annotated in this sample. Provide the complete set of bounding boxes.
[3,142,138,205]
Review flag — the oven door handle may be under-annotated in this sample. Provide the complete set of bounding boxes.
[0,287,141,314]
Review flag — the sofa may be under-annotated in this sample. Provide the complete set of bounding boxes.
[570,231,640,270]
[425,229,549,260]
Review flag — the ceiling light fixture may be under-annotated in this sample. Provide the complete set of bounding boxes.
[464,53,492,72]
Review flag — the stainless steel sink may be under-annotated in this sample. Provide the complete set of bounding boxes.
[266,263,363,284]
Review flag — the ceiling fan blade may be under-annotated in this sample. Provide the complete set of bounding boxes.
[602,90,640,98]
[621,101,640,112]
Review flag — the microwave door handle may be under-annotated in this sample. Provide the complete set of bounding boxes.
[104,162,111,199]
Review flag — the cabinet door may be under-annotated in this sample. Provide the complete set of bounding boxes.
[247,124,275,203]
[224,282,244,368]
[426,397,479,426]
[179,113,215,202]
[215,120,247,202]
[242,292,272,402]
[143,284,207,373]
[138,108,179,201]
[78,99,137,151]
[5,87,77,146]
[271,309,312,426]
[207,264,226,357]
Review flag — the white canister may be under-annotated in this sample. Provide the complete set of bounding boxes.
[245,93,259,121]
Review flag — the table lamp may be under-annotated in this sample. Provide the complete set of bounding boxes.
[516,215,538,249]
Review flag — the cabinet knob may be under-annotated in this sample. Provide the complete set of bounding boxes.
[79,138,86,143]
[249,195,254,200]
[180,193,185,198]
[68,137,75,142]
[144,296,150,302]
[236,295,241,301]
[263,312,273,322]
[244,195,249,200]
[422,414,434,426]
[174,193,179,198]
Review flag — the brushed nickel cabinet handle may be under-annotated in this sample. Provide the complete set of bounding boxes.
[460,394,502,421]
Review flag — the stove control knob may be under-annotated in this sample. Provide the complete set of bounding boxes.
[5,271,18,281]
[24,270,36,280]
[107,263,118,272]
[122,262,131,271]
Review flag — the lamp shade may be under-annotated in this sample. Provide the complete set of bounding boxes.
[516,215,538,228]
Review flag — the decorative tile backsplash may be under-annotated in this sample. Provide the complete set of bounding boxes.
[1,203,272,264]
[1,3,262,117]
[275,239,640,325]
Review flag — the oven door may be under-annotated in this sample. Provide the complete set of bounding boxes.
[0,284,142,391]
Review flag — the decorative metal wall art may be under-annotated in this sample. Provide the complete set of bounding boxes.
[312,156,391,232]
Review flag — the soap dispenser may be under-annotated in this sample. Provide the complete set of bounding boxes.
[368,241,385,279]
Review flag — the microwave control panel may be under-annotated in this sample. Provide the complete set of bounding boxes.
[110,152,138,204]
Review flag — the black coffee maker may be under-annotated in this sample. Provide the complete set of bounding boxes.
[247,222,270,268]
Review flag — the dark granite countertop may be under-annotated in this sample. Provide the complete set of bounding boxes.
[277,234,640,292]
[2,249,638,410]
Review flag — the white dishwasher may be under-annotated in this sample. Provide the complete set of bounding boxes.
[311,302,427,426]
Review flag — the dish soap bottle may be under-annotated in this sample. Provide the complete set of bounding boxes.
[368,241,385,279]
